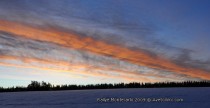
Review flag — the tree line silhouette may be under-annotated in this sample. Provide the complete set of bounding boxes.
[0,80,210,92]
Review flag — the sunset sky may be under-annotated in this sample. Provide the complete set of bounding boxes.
[0,0,210,87]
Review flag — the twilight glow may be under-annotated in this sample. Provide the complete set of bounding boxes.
[0,0,210,87]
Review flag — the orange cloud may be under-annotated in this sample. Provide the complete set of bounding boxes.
[0,55,158,82]
[0,19,210,80]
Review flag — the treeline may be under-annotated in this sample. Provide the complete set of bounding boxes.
[0,80,210,92]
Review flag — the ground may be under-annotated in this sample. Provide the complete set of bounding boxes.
[0,87,210,108]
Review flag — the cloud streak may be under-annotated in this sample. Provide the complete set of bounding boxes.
[0,55,159,82]
[0,19,209,81]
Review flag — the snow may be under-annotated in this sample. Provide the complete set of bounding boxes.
[0,87,210,108]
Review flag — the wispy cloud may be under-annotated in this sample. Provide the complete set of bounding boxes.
[0,19,209,81]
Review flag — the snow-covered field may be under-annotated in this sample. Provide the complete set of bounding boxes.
[0,87,210,108]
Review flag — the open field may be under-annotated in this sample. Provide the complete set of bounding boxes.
[0,87,210,108]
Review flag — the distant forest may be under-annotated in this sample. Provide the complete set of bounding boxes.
[1,81,210,92]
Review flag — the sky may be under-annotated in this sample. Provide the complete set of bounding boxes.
[0,0,210,87]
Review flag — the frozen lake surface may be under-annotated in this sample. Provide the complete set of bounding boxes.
[0,87,210,108]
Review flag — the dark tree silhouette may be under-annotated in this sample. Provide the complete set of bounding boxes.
[27,81,52,91]
[0,80,210,92]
